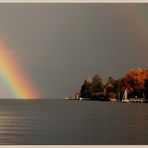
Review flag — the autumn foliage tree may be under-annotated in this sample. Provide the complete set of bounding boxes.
[121,68,148,98]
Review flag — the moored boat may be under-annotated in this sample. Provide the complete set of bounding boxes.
[122,89,130,103]
[79,97,90,101]
[122,89,148,103]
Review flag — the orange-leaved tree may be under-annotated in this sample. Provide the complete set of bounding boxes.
[121,68,148,98]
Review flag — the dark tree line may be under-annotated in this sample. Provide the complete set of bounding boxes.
[80,74,109,101]
[80,68,148,101]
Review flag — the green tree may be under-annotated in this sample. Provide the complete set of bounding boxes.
[91,74,103,96]
[113,79,121,100]
[80,79,92,98]
[144,79,148,100]
[105,76,114,93]
[104,77,121,100]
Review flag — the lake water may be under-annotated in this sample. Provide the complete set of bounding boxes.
[0,99,148,145]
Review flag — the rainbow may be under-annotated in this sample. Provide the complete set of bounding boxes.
[0,39,40,99]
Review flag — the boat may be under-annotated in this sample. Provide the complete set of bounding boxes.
[64,95,78,100]
[122,89,131,103]
[64,97,71,100]
[64,95,74,100]
[122,90,148,103]
[122,99,131,103]
[79,97,90,101]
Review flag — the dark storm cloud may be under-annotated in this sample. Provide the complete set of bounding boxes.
[0,4,147,98]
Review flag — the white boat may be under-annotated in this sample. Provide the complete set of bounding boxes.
[121,90,147,103]
[65,97,71,100]
[64,95,77,100]
[79,97,90,101]
[122,99,131,103]
[122,89,130,103]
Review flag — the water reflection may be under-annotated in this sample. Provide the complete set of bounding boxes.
[0,111,28,144]
[120,105,148,144]
[0,100,148,145]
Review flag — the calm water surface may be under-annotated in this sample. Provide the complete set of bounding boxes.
[0,99,148,145]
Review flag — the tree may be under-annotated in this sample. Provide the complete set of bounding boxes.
[104,77,121,100]
[121,68,147,98]
[113,79,121,100]
[105,76,114,93]
[144,79,148,100]
[80,78,92,98]
[143,70,148,100]
[91,74,103,96]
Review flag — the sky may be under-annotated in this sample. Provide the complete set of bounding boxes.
[0,3,147,98]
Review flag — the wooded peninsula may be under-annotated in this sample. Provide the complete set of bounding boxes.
[74,68,148,101]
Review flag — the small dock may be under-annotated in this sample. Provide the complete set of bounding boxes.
[130,98,145,103]
[122,98,148,103]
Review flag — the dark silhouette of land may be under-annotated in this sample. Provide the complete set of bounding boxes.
[76,68,148,101]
